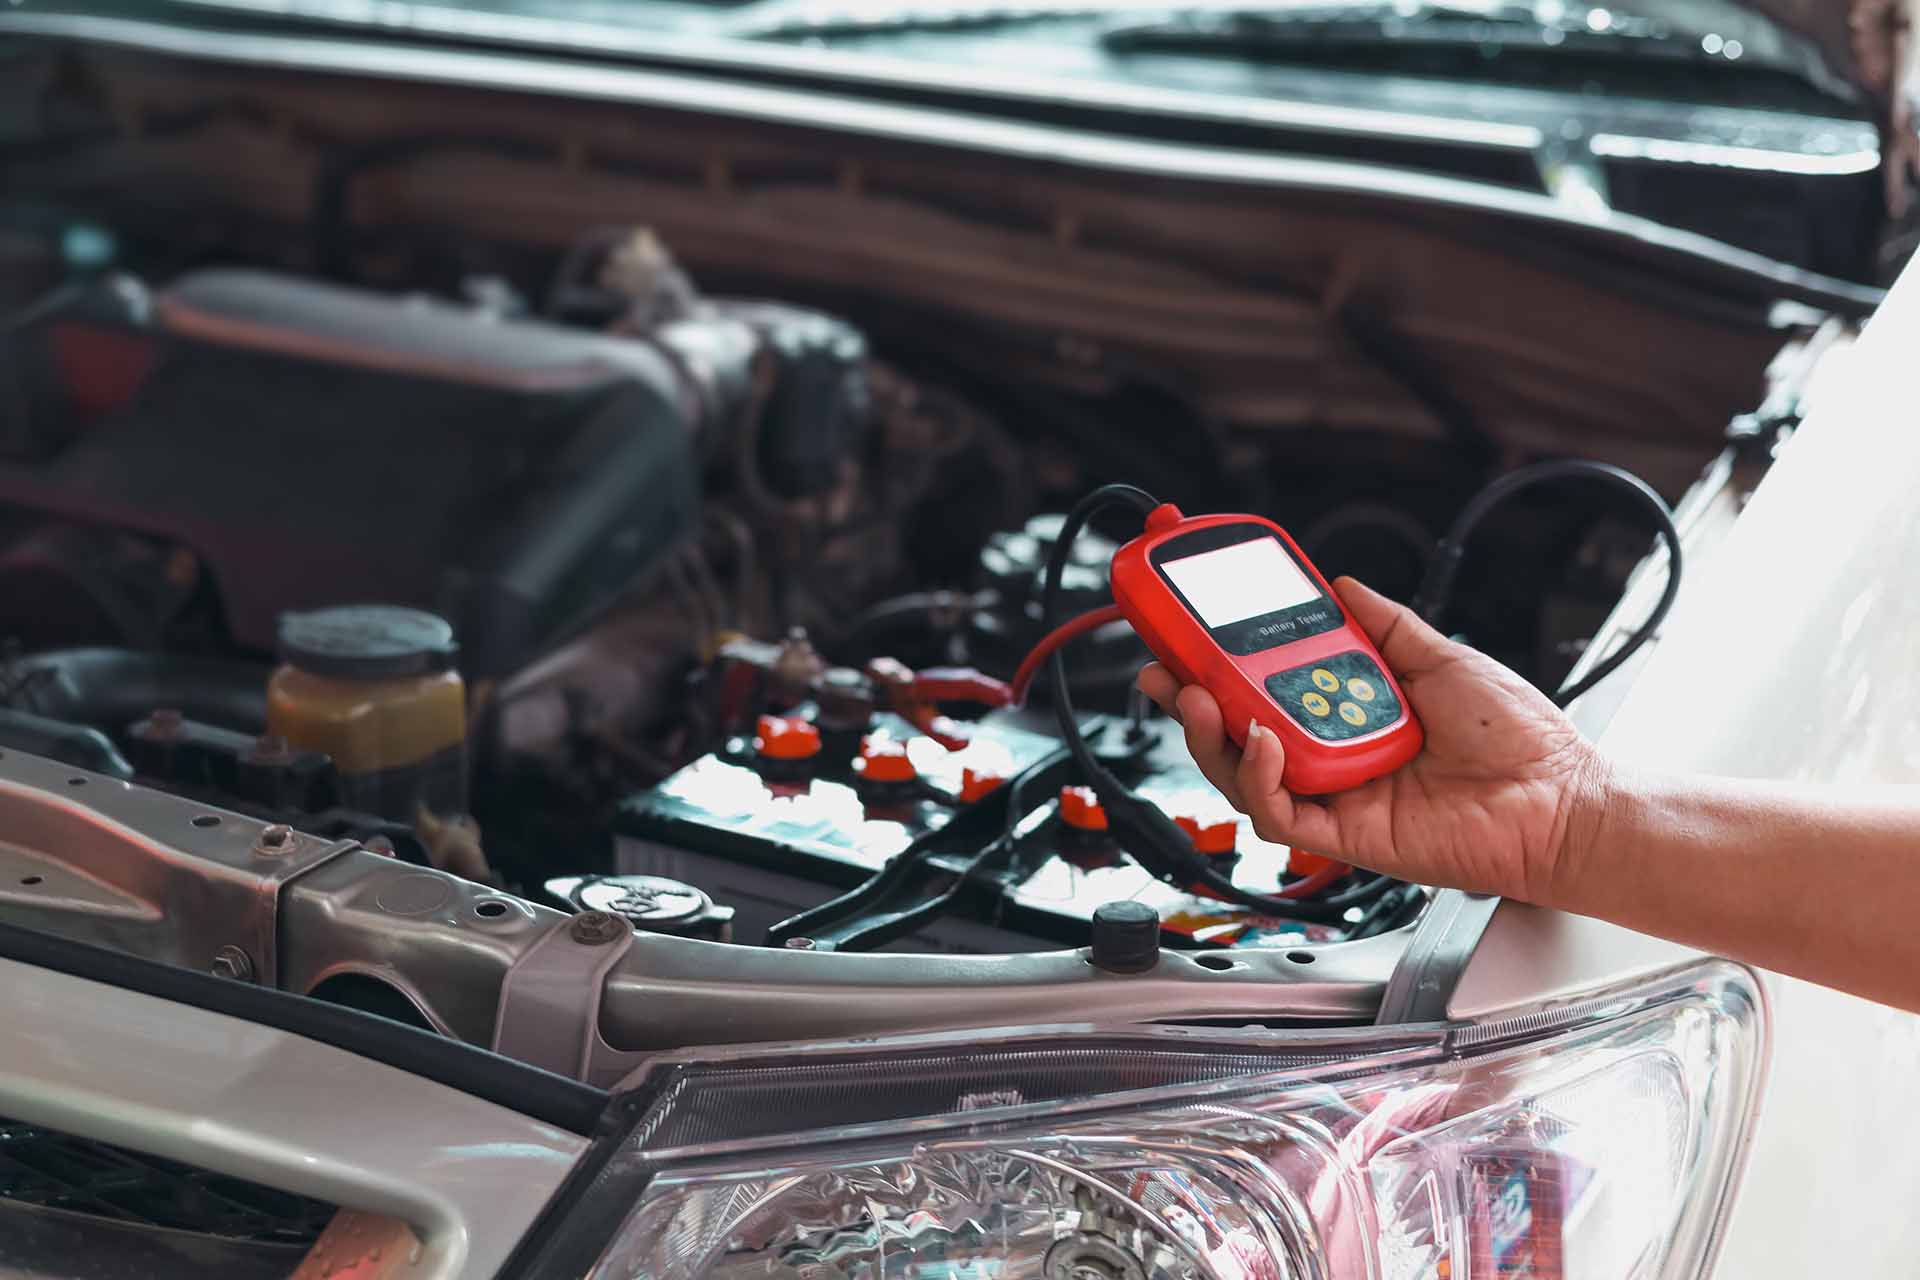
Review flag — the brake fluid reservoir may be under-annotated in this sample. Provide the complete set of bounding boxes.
[267,605,466,820]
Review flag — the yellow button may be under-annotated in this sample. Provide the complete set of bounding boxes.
[1346,677,1376,703]
[1338,701,1367,726]
[1310,668,1340,693]
[1301,692,1331,717]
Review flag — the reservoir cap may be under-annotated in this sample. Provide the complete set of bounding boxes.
[278,605,458,680]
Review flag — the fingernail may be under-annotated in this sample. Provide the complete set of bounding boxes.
[1246,718,1262,747]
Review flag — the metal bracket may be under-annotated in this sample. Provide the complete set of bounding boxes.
[491,911,636,1081]
[1373,889,1501,1024]
[0,747,356,987]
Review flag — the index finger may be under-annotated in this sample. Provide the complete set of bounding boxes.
[1332,576,1458,680]
[1173,684,1246,811]
[1136,662,1182,722]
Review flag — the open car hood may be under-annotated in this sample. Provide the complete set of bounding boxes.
[1737,0,1911,111]
[1742,0,1920,213]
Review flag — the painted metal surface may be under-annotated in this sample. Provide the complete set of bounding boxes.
[0,737,1406,1086]
[0,9,1887,316]
[89,0,1904,195]
[0,957,586,1277]
[0,745,353,986]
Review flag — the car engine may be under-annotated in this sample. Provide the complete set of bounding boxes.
[0,28,1873,1077]
[1,248,1405,956]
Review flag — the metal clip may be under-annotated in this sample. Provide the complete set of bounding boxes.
[491,911,636,1080]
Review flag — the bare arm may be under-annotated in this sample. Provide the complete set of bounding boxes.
[1139,577,1920,1013]
[1573,768,1920,1013]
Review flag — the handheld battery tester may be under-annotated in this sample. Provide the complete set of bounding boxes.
[1111,504,1423,795]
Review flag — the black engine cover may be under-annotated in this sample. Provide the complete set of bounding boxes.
[0,270,696,676]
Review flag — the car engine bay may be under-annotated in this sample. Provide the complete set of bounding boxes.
[0,27,1875,1079]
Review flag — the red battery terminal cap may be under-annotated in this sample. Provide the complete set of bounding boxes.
[1058,785,1109,832]
[1288,848,1338,876]
[1175,814,1238,856]
[854,736,918,784]
[959,766,1006,803]
[755,714,821,761]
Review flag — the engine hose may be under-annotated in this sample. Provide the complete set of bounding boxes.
[4,648,270,734]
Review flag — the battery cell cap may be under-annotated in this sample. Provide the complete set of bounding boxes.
[1289,847,1338,876]
[754,715,822,762]
[1175,814,1238,855]
[854,736,917,784]
[959,766,1006,803]
[1058,785,1109,831]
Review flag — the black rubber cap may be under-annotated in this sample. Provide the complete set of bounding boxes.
[278,605,458,680]
[1089,900,1161,973]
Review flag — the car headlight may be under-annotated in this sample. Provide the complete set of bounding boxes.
[512,960,1765,1280]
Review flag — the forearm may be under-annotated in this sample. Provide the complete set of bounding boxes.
[1557,764,1920,1012]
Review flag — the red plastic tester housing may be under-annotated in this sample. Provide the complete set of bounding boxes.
[1112,505,1423,795]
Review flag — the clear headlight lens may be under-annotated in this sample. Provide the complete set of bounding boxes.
[550,961,1764,1280]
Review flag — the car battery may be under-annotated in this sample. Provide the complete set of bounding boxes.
[614,709,1344,953]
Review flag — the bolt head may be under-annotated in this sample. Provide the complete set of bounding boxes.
[570,910,628,945]
[210,945,254,982]
[253,823,294,855]
[784,936,817,951]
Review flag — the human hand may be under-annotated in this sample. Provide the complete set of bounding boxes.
[1136,577,1611,905]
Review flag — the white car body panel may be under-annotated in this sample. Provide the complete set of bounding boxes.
[1452,255,1920,1273]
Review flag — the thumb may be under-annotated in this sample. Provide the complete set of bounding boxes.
[1332,576,1456,678]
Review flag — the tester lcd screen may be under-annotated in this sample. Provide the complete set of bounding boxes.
[1159,536,1321,628]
